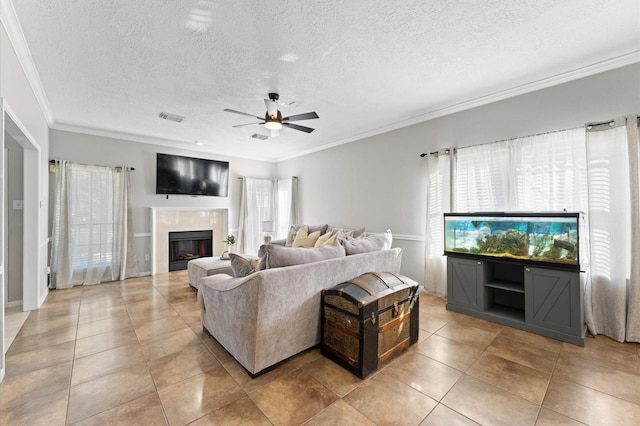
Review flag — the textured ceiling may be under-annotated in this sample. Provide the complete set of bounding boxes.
[8,0,640,161]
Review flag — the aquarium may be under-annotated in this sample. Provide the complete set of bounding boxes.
[444,212,584,270]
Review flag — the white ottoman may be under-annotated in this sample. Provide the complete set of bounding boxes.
[188,256,233,288]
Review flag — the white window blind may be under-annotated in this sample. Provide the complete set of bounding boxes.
[454,128,587,213]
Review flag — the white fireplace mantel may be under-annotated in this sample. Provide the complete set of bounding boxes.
[151,207,227,275]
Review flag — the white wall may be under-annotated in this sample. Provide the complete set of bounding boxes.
[49,130,276,274]
[0,20,4,383]
[1,20,51,382]
[1,26,49,307]
[276,63,640,284]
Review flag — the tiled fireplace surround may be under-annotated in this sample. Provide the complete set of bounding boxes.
[151,208,227,274]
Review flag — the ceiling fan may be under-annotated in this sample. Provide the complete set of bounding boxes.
[224,93,319,138]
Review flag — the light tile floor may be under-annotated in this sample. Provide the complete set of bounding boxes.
[3,305,30,353]
[1,270,639,425]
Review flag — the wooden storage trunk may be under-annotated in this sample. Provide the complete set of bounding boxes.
[321,272,419,378]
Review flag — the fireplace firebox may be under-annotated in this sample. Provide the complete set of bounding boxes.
[168,230,213,271]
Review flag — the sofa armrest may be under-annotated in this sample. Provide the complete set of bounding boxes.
[199,273,252,291]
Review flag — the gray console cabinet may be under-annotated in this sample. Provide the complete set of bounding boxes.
[446,256,585,346]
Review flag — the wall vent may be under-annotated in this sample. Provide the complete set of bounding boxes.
[159,112,185,123]
[251,133,269,140]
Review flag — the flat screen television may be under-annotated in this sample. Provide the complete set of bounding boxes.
[156,153,229,197]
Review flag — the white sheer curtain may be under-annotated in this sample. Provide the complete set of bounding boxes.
[586,115,640,342]
[290,176,300,229]
[424,149,451,296]
[450,123,640,342]
[454,129,587,212]
[237,177,248,254]
[275,177,299,240]
[237,177,275,256]
[50,161,138,289]
[454,141,510,211]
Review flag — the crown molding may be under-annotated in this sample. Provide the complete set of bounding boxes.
[1,0,55,126]
[50,121,278,163]
[276,51,640,162]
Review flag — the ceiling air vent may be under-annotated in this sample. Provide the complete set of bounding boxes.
[158,112,184,123]
[251,133,269,140]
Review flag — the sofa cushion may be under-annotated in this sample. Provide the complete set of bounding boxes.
[314,231,336,247]
[264,242,346,269]
[341,233,387,255]
[229,253,260,277]
[286,224,329,246]
[330,227,366,240]
[292,227,322,247]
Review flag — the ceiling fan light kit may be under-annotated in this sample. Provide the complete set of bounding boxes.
[224,93,319,139]
[264,121,282,130]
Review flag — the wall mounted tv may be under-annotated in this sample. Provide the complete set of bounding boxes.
[156,153,229,197]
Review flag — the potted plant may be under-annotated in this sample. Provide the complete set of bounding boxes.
[221,234,236,259]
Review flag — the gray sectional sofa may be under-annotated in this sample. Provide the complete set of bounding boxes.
[197,230,402,376]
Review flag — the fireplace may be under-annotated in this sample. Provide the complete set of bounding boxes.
[151,208,226,275]
[168,230,212,271]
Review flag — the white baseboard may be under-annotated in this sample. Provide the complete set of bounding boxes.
[38,289,49,308]
[4,300,22,308]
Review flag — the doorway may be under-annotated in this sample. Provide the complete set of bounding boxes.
[3,115,27,350]
[2,107,42,355]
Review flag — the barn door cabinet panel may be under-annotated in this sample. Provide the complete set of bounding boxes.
[524,267,583,337]
[446,257,485,311]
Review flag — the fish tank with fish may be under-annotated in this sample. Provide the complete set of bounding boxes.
[443,212,585,271]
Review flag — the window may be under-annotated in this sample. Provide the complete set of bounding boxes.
[454,128,587,213]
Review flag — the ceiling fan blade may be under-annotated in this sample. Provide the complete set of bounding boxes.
[283,122,315,133]
[232,122,262,128]
[264,99,278,119]
[224,109,263,120]
[282,111,319,122]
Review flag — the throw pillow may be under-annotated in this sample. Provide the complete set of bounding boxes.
[286,224,329,246]
[341,233,387,255]
[285,225,301,246]
[292,227,321,247]
[331,227,366,240]
[263,242,346,269]
[324,233,337,246]
[229,253,260,277]
[314,231,334,247]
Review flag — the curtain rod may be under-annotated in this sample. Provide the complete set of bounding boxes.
[49,159,135,170]
[585,115,639,130]
[420,149,451,157]
[237,176,298,180]
[420,125,583,157]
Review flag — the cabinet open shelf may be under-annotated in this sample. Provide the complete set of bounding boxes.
[485,304,525,322]
[484,280,524,293]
